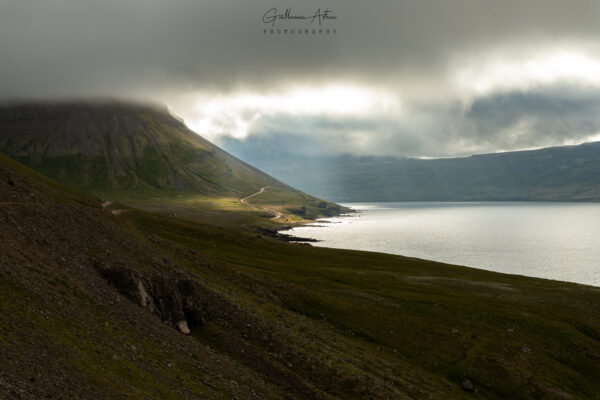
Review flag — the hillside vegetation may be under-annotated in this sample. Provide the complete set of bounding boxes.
[2,152,600,399]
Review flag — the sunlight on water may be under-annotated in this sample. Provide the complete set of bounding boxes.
[281,202,600,286]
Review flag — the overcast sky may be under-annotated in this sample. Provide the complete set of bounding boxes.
[2,0,600,157]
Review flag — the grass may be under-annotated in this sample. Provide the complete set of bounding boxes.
[126,209,600,399]
[249,186,347,220]
[120,185,350,230]
[0,274,224,399]
[0,153,100,206]
[3,147,600,398]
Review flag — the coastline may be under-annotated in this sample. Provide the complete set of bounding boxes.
[274,208,360,243]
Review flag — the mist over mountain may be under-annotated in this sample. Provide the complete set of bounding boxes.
[222,138,600,202]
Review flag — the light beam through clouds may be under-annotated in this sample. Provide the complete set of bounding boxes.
[184,85,399,140]
[177,44,600,157]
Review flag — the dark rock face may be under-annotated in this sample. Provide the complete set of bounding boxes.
[100,267,147,306]
[462,378,474,392]
[258,227,318,243]
[150,277,187,327]
[98,265,225,334]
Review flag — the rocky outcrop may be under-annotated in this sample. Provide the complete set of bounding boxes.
[259,227,318,243]
[98,265,224,335]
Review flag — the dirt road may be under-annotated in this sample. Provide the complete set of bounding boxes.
[240,186,284,219]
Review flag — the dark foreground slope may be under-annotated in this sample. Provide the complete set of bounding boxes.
[0,101,343,219]
[224,140,600,202]
[0,154,288,399]
[2,154,600,399]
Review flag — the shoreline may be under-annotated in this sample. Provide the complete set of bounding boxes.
[273,209,360,243]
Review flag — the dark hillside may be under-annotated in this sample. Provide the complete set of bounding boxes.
[3,154,600,399]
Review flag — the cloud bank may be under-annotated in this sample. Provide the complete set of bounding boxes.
[2,0,600,157]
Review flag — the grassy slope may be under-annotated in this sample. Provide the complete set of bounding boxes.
[248,186,346,221]
[0,153,287,399]
[130,210,600,399]
[126,185,346,230]
[2,154,600,399]
[0,152,100,206]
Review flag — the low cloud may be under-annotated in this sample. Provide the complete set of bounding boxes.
[3,1,600,157]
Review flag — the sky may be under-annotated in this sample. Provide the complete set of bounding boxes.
[2,0,600,158]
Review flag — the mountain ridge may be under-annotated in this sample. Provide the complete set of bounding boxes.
[223,138,600,202]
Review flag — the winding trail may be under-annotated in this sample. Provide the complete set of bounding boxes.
[241,186,284,220]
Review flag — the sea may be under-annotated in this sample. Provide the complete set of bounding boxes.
[280,202,600,286]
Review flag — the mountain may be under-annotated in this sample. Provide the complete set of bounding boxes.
[223,139,600,202]
[0,101,345,219]
[0,101,286,198]
[3,149,600,399]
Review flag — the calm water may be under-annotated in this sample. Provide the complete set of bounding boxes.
[281,202,600,286]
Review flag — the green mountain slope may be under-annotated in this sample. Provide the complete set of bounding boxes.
[0,101,276,197]
[0,101,345,219]
[0,104,279,197]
